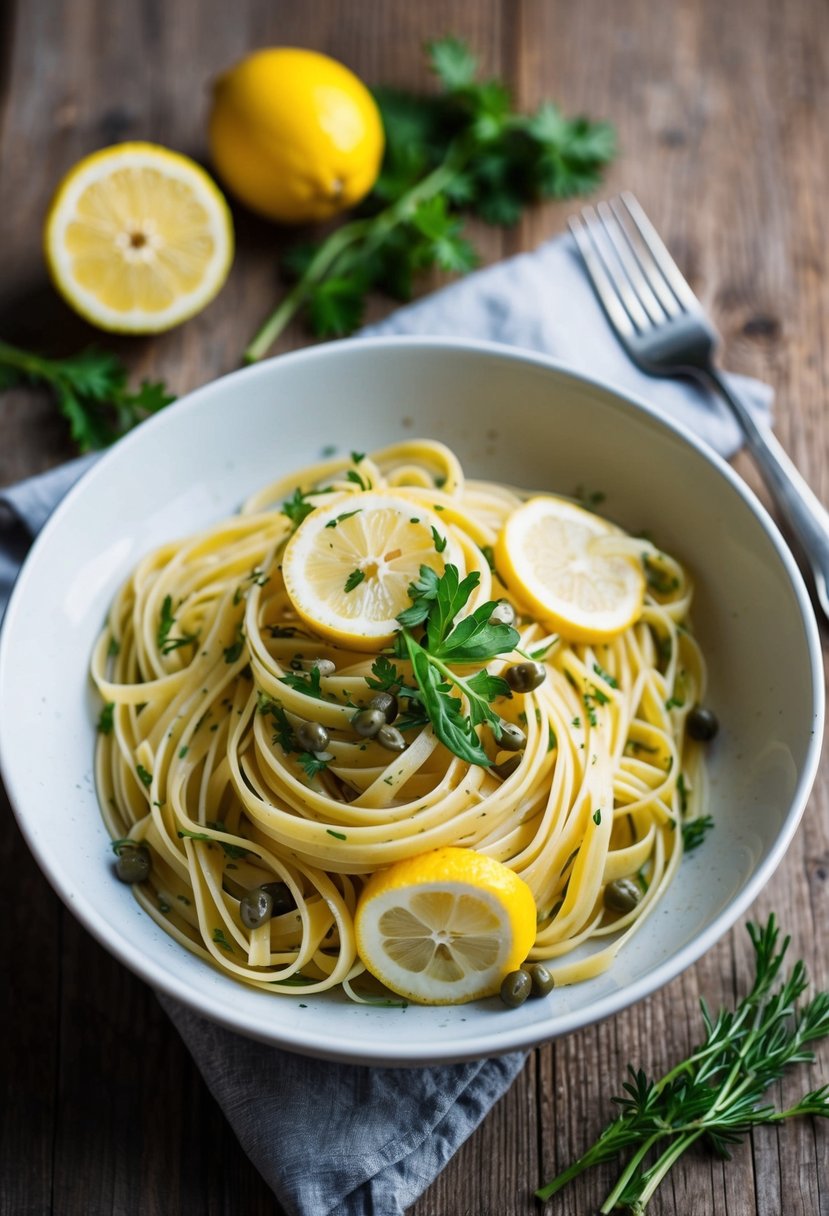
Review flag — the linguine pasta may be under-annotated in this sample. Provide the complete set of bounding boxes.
[92,439,709,1002]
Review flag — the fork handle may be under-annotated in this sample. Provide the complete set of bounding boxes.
[701,365,829,619]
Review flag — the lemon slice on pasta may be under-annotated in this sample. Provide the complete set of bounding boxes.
[354,847,537,1005]
[496,495,644,643]
[281,492,463,650]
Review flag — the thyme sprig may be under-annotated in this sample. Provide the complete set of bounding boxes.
[537,915,829,1212]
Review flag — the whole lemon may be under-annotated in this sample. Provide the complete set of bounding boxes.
[208,47,384,224]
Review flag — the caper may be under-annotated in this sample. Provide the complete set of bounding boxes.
[687,705,719,742]
[500,968,532,1008]
[260,880,295,917]
[311,658,336,677]
[496,720,526,752]
[604,877,642,914]
[376,724,406,752]
[526,962,555,996]
[352,707,387,738]
[489,600,516,627]
[492,754,522,780]
[296,720,330,753]
[369,691,399,723]
[114,844,150,884]
[240,886,273,929]
[505,660,546,693]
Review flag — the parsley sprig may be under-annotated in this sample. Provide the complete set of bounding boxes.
[394,563,519,766]
[0,340,174,451]
[244,38,615,359]
[537,915,829,1212]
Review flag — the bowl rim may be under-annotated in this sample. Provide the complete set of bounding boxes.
[0,334,824,1064]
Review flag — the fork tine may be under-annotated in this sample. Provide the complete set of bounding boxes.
[605,198,681,320]
[616,192,701,313]
[570,208,652,334]
[568,215,637,338]
[595,200,666,325]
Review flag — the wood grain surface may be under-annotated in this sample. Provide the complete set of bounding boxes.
[1,1,827,1213]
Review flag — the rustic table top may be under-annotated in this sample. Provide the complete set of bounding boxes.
[1,1,827,1213]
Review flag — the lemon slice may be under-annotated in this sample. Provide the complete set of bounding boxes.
[495,495,644,643]
[44,142,234,333]
[281,492,464,650]
[355,847,537,1005]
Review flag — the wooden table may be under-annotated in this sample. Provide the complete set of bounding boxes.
[2,1,827,1212]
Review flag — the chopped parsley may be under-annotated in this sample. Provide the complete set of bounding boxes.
[344,568,365,593]
[136,764,152,787]
[682,815,714,852]
[97,702,115,734]
[325,509,362,529]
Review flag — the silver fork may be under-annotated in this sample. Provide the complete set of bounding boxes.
[570,192,829,620]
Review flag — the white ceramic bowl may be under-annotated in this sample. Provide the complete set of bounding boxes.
[0,337,823,1065]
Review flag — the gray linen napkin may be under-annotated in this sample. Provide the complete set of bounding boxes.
[0,233,773,1216]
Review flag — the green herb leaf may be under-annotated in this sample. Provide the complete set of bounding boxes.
[537,915,829,1209]
[0,340,175,452]
[344,568,365,593]
[278,667,324,699]
[97,702,115,734]
[281,487,316,529]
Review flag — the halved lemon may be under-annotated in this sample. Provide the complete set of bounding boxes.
[44,142,234,333]
[281,492,464,651]
[355,847,537,1005]
[495,495,644,643]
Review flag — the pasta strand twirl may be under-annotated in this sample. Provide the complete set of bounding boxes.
[93,440,709,1001]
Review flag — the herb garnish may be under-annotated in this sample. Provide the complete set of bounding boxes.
[136,764,152,787]
[281,487,316,529]
[244,38,615,359]
[156,594,199,654]
[537,916,829,1211]
[394,563,519,766]
[681,814,714,852]
[325,509,362,529]
[278,667,324,698]
[97,702,115,734]
[0,340,174,451]
[344,568,365,593]
[223,622,246,664]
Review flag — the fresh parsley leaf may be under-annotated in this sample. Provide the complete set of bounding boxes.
[344,568,365,593]
[0,340,175,452]
[431,525,447,553]
[279,667,324,699]
[136,764,152,787]
[97,703,115,734]
[366,655,404,692]
[427,36,478,91]
[404,634,491,766]
[223,623,246,664]
[325,509,362,529]
[395,564,520,766]
[244,40,615,360]
[281,487,315,529]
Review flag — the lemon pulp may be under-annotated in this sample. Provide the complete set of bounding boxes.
[44,142,233,333]
[281,492,464,650]
[355,847,537,1005]
[496,495,645,643]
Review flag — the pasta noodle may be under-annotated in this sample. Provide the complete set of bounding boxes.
[92,439,709,1001]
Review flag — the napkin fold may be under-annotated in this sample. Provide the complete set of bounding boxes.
[0,233,774,1216]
